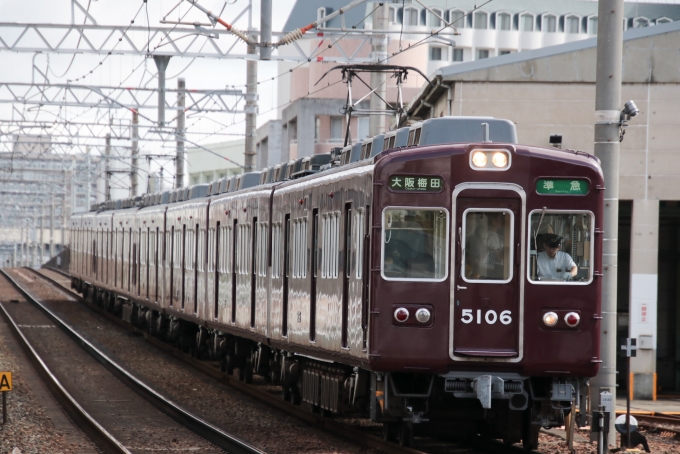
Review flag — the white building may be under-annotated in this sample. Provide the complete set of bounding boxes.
[187,139,245,185]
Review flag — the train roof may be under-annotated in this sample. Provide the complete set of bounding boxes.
[87,116,595,214]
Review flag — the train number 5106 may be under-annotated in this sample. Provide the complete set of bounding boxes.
[461,309,512,325]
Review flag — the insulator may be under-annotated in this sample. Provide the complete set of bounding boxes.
[445,380,467,392]
[276,28,304,47]
[504,381,522,393]
[230,28,251,44]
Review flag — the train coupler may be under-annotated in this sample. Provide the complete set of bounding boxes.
[443,373,527,410]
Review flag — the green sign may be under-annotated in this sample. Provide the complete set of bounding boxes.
[389,175,443,192]
[536,178,589,195]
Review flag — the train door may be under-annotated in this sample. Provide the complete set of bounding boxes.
[451,186,525,360]
[342,203,352,348]
[250,217,257,328]
[282,214,290,337]
[310,209,318,342]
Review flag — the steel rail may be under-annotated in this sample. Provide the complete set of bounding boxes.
[9,267,264,454]
[0,269,131,454]
[32,267,427,454]
[34,267,553,454]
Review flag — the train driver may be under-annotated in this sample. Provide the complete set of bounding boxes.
[536,234,577,281]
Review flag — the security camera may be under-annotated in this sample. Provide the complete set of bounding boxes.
[623,100,639,118]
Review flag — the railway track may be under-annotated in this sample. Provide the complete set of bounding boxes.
[29,267,547,454]
[616,412,680,439]
[0,268,262,454]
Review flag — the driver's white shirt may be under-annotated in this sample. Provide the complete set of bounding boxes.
[537,250,576,280]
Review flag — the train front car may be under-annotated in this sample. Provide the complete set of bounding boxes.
[369,141,603,447]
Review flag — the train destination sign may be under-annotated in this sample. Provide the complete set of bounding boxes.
[389,175,443,192]
[536,178,589,195]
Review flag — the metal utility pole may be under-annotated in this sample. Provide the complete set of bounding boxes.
[260,0,272,61]
[175,78,186,188]
[153,55,171,126]
[131,110,139,196]
[40,205,44,265]
[19,227,24,267]
[105,133,111,200]
[244,39,258,171]
[370,3,389,136]
[591,0,624,444]
[62,170,68,252]
[85,152,91,209]
[50,195,55,258]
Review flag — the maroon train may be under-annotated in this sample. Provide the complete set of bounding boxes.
[69,117,603,448]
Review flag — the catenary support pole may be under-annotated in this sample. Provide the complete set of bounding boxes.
[40,205,44,265]
[105,134,111,200]
[85,152,91,208]
[62,170,68,253]
[369,3,388,136]
[176,78,186,188]
[153,55,171,126]
[244,37,258,172]
[260,0,272,61]
[50,195,55,258]
[590,0,624,445]
[131,111,139,196]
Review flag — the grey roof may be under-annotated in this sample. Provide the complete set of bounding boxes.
[283,0,680,31]
[437,19,680,79]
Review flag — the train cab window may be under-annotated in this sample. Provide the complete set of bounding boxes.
[382,208,449,281]
[528,210,594,284]
[462,210,514,282]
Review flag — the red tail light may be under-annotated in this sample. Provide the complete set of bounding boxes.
[394,308,409,323]
[564,312,580,327]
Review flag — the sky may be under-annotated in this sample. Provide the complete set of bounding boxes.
[1,0,679,194]
[0,0,296,142]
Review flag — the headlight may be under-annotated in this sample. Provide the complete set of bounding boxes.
[471,151,488,167]
[492,152,508,168]
[543,312,558,327]
[469,149,511,170]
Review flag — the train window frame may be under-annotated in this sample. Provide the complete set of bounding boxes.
[460,208,515,284]
[380,206,450,282]
[526,209,595,286]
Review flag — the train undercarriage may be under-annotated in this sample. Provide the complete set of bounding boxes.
[74,278,588,449]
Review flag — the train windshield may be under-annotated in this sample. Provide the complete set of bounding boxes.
[528,210,594,284]
[462,210,514,282]
[382,208,448,281]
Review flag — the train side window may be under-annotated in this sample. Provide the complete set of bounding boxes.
[528,210,594,284]
[355,209,364,279]
[259,223,268,277]
[321,212,340,279]
[462,210,514,283]
[199,228,206,272]
[271,224,279,278]
[382,208,449,281]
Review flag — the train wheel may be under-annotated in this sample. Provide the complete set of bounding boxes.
[281,385,291,402]
[397,421,414,447]
[239,359,253,384]
[382,423,398,442]
[522,410,540,451]
[290,386,301,405]
[224,353,236,376]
